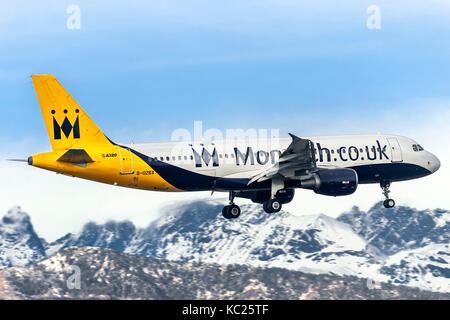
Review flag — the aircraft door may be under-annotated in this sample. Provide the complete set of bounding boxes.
[118,148,134,174]
[387,138,403,162]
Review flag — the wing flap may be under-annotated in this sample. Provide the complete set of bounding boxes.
[247,133,317,184]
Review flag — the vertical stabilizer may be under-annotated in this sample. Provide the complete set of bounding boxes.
[31,75,109,150]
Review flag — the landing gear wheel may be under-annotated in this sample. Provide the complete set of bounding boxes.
[222,204,241,219]
[383,199,395,208]
[263,199,282,213]
[222,205,232,219]
[380,181,395,209]
[228,204,241,219]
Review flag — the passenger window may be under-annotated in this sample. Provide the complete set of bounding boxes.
[225,154,229,158]
[184,156,187,160]
[178,156,181,160]
[190,155,193,160]
[166,156,170,161]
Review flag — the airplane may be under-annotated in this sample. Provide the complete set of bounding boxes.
[18,75,441,219]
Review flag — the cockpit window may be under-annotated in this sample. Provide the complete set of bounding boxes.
[412,144,424,152]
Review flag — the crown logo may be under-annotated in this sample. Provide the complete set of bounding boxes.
[52,109,80,140]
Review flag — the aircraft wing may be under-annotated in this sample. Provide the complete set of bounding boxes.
[248,133,317,185]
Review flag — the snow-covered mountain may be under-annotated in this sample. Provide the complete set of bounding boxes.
[0,202,449,293]
[123,202,380,278]
[1,246,448,300]
[0,206,46,268]
[338,205,450,255]
[379,244,450,293]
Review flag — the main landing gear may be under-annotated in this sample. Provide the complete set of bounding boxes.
[222,191,241,219]
[263,178,283,214]
[222,178,287,219]
[381,181,395,209]
[221,189,283,219]
[263,198,282,214]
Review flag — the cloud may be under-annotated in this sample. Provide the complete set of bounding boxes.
[0,160,212,241]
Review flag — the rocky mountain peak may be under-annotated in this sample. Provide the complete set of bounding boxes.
[2,206,31,227]
[338,202,450,255]
[0,206,46,267]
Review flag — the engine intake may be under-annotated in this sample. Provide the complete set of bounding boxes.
[300,168,358,196]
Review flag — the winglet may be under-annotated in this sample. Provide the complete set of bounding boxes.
[288,133,301,144]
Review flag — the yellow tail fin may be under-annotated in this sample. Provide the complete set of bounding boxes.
[31,75,110,150]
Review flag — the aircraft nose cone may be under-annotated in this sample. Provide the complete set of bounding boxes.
[434,156,441,172]
[429,154,441,173]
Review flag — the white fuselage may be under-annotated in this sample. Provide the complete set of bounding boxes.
[128,134,440,185]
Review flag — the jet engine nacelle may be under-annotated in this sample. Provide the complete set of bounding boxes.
[300,168,358,196]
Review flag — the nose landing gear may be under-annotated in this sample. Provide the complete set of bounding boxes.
[381,181,395,208]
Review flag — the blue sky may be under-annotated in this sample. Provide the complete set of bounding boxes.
[1,1,450,239]
[1,0,450,147]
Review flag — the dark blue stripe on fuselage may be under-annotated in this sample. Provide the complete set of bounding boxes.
[350,162,432,184]
[148,157,215,191]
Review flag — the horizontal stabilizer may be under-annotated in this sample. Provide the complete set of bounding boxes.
[57,149,94,164]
